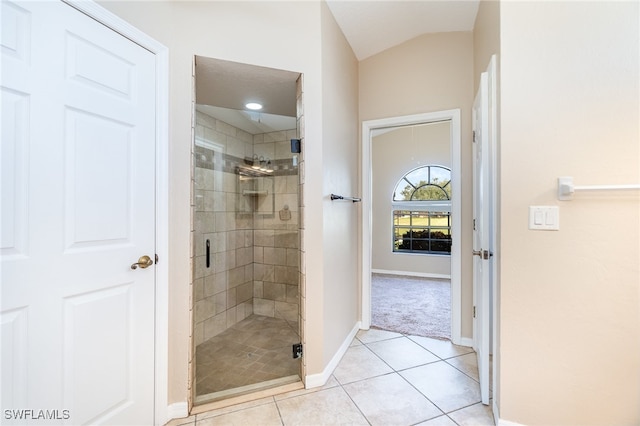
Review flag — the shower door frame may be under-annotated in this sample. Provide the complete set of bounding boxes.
[188,61,306,412]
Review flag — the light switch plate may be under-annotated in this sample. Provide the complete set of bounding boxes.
[529,206,559,230]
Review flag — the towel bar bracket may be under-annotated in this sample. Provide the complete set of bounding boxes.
[558,176,640,200]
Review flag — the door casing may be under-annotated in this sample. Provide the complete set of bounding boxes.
[361,110,462,345]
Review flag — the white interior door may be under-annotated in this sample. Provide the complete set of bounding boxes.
[1,1,156,424]
[472,72,491,406]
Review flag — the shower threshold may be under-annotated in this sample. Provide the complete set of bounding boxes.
[194,374,301,406]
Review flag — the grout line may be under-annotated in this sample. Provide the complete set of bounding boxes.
[193,330,491,425]
[396,366,447,420]
[362,334,447,367]
[340,337,444,426]
[448,414,463,426]
[446,400,496,425]
[272,396,285,426]
[195,395,277,422]
[272,377,340,402]
[444,358,480,384]
[361,333,484,422]
[336,373,373,426]
[358,335,450,423]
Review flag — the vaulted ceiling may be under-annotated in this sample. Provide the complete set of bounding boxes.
[196,1,481,133]
[326,0,480,60]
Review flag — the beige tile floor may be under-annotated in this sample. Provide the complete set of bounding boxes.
[196,315,301,397]
[175,328,494,426]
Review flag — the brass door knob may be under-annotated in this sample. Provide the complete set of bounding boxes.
[131,255,154,270]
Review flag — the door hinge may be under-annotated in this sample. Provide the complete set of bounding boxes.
[473,306,477,318]
[473,219,476,231]
[292,343,303,359]
[472,130,476,142]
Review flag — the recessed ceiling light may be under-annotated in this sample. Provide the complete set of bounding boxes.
[245,102,262,110]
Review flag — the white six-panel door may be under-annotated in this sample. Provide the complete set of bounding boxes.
[1,1,156,424]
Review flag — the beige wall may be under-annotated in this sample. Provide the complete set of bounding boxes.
[319,1,360,367]
[500,2,639,424]
[372,123,451,276]
[360,31,475,338]
[98,0,354,406]
[96,2,640,423]
[473,0,500,92]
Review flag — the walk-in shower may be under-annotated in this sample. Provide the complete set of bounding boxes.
[191,57,304,405]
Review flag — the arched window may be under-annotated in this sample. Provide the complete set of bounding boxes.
[392,165,452,254]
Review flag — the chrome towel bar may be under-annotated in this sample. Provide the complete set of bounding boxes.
[558,176,640,200]
[331,193,361,203]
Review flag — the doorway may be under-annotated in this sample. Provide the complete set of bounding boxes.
[370,122,453,339]
[191,57,304,405]
[361,110,463,345]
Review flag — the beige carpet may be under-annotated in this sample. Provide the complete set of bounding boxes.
[371,273,451,340]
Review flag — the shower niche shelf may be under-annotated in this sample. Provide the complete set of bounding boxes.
[242,189,269,196]
[237,168,274,216]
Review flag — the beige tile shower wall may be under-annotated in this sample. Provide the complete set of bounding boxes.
[252,128,300,326]
[192,111,255,347]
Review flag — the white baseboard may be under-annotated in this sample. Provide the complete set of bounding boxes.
[164,402,188,424]
[372,269,451,280]
[492,402,526,426]
[498,418,525,426]
[304,321,361,389]
[458,336,473,347]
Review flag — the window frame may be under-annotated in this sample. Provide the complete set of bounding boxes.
[391,165,452,255]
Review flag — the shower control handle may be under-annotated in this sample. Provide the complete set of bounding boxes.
[131,255,154,270]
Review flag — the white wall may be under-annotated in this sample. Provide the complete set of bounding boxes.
[372,123,451,276]
[99,0,360,407]
[500,2,639,424]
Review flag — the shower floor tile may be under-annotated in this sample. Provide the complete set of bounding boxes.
[196,315,301,397]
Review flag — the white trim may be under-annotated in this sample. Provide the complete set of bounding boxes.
[361,110,462,345]
[488,53,500,423]
[458,336,473,348]
[493,399,500,426]
[371,269,451,280]
[154,50,171,426]
[391,201,452,212]
[304,322,361,388]
[167,403,189,421]
[498,418,526,426]
[61,2,171,425]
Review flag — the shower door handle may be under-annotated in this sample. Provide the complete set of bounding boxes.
[206,239,210,268]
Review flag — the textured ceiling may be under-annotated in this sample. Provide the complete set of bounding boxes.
[195,56,299,118]
[326,0,481,60]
